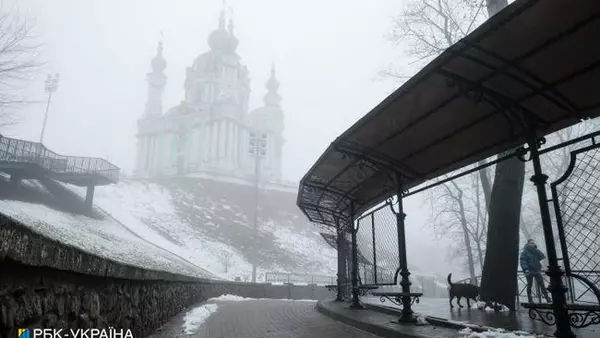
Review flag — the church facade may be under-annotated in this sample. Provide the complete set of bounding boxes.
[134,11,287,187]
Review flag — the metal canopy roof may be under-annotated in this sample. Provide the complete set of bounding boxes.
[298,0,600,228]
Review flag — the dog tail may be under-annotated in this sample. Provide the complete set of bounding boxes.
[447,273,453,286]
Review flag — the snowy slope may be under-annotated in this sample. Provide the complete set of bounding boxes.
[0,174,338,280]
[0,175,441,283]
[0,178,214,278]
[87,177,338,280]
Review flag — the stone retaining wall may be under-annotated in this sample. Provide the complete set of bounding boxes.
[0,214,330,338]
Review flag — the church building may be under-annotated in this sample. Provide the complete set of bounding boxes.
[134,9,286,186]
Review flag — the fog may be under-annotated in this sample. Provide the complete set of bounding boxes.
[4,0,465,276]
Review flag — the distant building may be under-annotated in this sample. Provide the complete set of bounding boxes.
[134,9,289,189]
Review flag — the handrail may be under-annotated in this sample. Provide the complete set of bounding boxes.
[570,273,600,304]
[0,135,119,183]
[455,271,600,305]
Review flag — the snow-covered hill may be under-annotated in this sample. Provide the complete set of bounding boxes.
[0,174,448,287]
[89,177,339,280]
[0,175,338,280]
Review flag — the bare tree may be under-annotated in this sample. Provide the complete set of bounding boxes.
[390,0,492,282]
[383,0,487,81]
[220,251,233,274]
[0,10,41,130]
[427,173,487,282]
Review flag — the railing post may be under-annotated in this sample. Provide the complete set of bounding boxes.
[393,172,418,323]
[525,136,574,338]
[349,201,363,309]
[336,225,348,302]
[371,212,377,285]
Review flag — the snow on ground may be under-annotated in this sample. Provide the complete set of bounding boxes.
[76,181,256,280]
[0,197,211,278]
[90,179,337,278]
[1,176,338,280]
[182,303,219,335]
[458,327,547,338]
[267,223,337,275]
[207,294,317,302]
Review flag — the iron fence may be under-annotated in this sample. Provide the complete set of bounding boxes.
[0,135,119,183]
[455,270,600,306]
[550,141,600,304]
[264,271,335,285]
[356,201,400,285]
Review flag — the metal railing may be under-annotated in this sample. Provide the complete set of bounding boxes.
[455,271,600,306]
[0,135,119,183]
[265,271,336,285]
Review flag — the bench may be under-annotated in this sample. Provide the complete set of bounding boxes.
[357,284,379,296]
[371,291,423,308]
[325,283,379,300]
[522,273,600,329]
[371,291,424,323]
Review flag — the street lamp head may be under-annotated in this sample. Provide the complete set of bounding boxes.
[44,73,60,93]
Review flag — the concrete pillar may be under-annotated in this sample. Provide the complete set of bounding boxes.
[85,185,95,211]
[9,174,22,188]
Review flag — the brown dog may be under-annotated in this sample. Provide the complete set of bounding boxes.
[447,273,480,309]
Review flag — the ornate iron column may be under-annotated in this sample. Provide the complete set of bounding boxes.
[336,223,347,302]
[390,172,418,323]
[522,136,575,338]
[349,201,363,309]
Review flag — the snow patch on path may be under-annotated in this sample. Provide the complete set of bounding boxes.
[207,294,317,302]
[182,303,219,335]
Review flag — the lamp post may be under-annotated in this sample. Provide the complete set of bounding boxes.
[39,73,60,144]
[248,132,267,283]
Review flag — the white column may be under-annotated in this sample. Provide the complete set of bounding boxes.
[203,124,210,163]
[135,137,144,171]
[144,136,151,170]
[148,136,155,171]
[218,121,225,158]
[224,121,230,159]
[205,124,211,161]
[195,127,201,163]
[213,122,219,160]
[228,121,234,163]
[233,124,239,167]
[211,122,216,160]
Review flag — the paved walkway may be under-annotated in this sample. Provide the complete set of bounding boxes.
[149,299,382,338]
[361,296,599,337]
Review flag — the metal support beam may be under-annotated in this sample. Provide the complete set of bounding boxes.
[85,185,95,212]
[371,212,377,285]
[526,136,575,338]
[349,201,363,309]
[391,172,418,323]
[336,224,348,302]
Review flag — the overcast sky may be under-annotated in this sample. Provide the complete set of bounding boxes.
[10,0,410,181]
[6,0,477,275]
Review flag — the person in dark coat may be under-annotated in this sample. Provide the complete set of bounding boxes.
[520,239,551,303]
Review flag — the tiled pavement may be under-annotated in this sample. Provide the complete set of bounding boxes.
[150,296,599,338]
[149,299,383,338]
[360,296,599,337]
